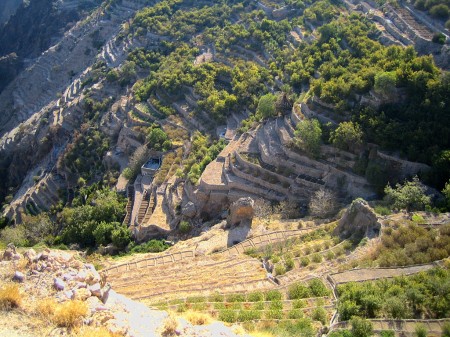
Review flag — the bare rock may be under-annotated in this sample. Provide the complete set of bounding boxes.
[54,277,66,291]
[227,197,254,227]
[12,271,25,282]
[89,282,102,297]
[334,198,381,241]
[98,244,117,256]
[2,243,16,260]
[11,253,22,260]
[84,264,101,285]
[23,248,36,261]
[86,296,104,313]
[181,202,197,218]
[72,288,91,301]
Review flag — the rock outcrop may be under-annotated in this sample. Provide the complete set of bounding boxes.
[227,197,254,227]
[334,198,381,240]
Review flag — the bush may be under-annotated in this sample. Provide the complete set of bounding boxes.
[384,177,431,211]
[288,309,304,319]
[308,279,330,297]
[374,205,391,216]
[227,293,245,302]
[293,299,307,309]
[0,283,22,310]
[183,311,211,325]
[430,4,449,18]
[77,327,122,337]
[162,313,178,336]
[351,317,373,337]
[275,263,287,276]
[312,306,327,324]
[36,298,57,317]
[442,321,450,337]
[415,324,427,337]
[265,290,282,301]
[209,293,224,302]
[265,309,283,319]
[432,32,446,44]
[237,309,261,321]
[248,291,264,302]
[53,300,88,327]
[179,221,192,234]
[301,257,310,267]
[285,257,295,270]
[288,283,311,299]
[311,253,323,263]
[218,309,237,323]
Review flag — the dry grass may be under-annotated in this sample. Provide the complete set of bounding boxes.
[77,326,124,337]
[161,312,178,336]
[52,300,88,328]
[0,283,22,310]
[35,298,57,318]
[183,310,212,325]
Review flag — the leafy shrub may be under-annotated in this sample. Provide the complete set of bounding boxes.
[275,263,287,276]
[218,309,237,323]
[237,309,261,321]
[301,257,310,266]
[288,283,311,299]
[351,317,373,337]
[186,296,205,303]
[374,205,391,215]
[209,293,224,302]
[311,253,323,263]
[312,306,327,325]
[227,294,245,302]
[130,239,170,253]
[265,309,283,319]
[308,279,330,297]
[265,290,282,301]
[179,221,192,234]
[162,313,178,336]
[288,309,304,319]
[293,299,307,309]
[247,292,264,302]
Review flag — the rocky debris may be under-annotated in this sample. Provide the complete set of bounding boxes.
[334,198,381,240]
[0,247,256,337]
[23,248,36,261]
[182,201,197,218]
[227,197,255,227]
[2,243,22,261]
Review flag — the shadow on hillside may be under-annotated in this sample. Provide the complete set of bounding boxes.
[226,220,252,247]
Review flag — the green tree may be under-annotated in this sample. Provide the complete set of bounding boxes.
[294,119,322,157]
[384,176,431,211]
[147,127,171,151]
[430,4,449,19]
[442,180,450,210]
[330,121,364,152]
[111,225,132,249]
[256,93,277,120]
[374,71,397,97]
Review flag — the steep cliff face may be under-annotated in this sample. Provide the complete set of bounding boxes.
[0,0,100,93]
[0,0,22,26]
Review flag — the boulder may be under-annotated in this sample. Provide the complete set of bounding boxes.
[54,277,66,291]
[181,202,197,218]
[73,288,91,301]
[227,197,255,227]
[89,282,102,297]
[2,243,16,261]
[334,198,381,241]
[12,271,25,282]
[23,248,36,261]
